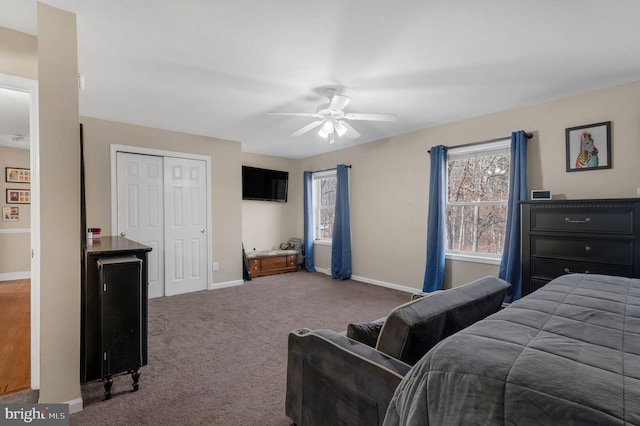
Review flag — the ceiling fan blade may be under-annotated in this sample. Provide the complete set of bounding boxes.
[291,120,324,137]
[340,120,361,139]
[329,95,351,112]
[268,112,323,118]
[344,113,397,122]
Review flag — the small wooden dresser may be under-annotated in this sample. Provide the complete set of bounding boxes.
[521,198,640,296]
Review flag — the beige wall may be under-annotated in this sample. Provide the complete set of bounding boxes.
[0,26,38,80]
[241,153,301,253]
[81,117,243,285]
[37,2,81,404]
[298,80,640,290]
[297,136,428,286]
[0,147,31,276]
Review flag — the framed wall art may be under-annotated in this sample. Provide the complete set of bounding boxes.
[2,206,19,222]
[5,167,31,183]
[6,189,31,204]
[565,121,611,172]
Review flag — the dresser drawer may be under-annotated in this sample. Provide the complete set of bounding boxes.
[530,207,634,235]
[530,258,633,280]
[260,256,287,269]
[531,236,634,265]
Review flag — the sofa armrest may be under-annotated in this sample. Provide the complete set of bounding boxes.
[286,328,411,426]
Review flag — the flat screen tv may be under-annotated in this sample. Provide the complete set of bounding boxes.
[242,166,288,202]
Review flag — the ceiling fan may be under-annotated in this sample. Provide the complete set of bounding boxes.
[269,88,397,144]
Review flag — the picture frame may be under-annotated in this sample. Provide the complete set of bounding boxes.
[6,189,31,204]
[2,206,19,222]
[5,167,31,183]
[565,121,611,172]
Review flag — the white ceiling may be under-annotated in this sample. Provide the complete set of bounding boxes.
[2,0,640,158]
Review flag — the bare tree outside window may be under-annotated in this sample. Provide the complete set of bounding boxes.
[314,174,337,240]
[446,144,510,257]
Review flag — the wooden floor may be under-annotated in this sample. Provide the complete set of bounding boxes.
[0,279,30,396]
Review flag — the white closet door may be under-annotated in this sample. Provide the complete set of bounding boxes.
[116,152,165,298]
[163,157,208,296]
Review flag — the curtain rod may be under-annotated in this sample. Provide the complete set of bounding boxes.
[311,165,352,173]
[428,132,533,154]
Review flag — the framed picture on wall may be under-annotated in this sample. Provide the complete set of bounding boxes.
[5,167,31,183]
[6,189,31,204]
[2,206,19,222]
[565,121,611,172]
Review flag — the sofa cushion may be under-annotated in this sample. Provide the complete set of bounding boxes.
[375,276,510,365]
[346,317,386,347]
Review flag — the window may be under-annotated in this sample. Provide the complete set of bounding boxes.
[312,170,337,242]
[446,139,510,261]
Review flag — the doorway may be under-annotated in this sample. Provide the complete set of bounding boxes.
[0,73,40,393]
[111,146,211,297]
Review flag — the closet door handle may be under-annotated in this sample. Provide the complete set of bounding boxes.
[120,232,126,237]
[565,217,591,224]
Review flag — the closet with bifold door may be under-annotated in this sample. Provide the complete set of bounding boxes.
[115,150,210,298]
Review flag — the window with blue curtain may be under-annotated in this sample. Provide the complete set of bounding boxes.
[498,130,528,301]
[423,145,447,292]
[303,171,315,272]
[331,164,352,279]
[425,132,528,296]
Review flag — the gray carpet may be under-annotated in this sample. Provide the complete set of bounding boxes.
[2,271,411,425]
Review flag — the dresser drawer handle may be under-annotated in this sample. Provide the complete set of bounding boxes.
[564,268,590,274]
[585,246,591,251]
[564,217,591,224]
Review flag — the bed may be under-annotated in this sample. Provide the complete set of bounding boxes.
[383,274,640,425]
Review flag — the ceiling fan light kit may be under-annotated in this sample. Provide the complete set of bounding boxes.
[269,88,397,143]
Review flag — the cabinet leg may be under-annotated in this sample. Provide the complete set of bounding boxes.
[103,376,113,400]
[131,369,141,392]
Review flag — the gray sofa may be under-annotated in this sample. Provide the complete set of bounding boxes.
[285,276,511,426]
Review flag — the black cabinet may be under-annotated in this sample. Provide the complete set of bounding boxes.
[82,237,151,400]
[521,198,640,296]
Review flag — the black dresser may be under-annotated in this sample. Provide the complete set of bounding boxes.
[521,198,640,296]
[82,237,152,399]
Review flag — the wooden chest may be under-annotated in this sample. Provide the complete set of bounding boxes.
[246,250,298,278]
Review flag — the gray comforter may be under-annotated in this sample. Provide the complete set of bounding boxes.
[384,274,640,425]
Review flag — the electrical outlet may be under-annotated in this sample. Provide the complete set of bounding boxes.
[212,262,219,271]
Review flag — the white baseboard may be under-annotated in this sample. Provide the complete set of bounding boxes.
[0,228,30,234]
[66,397,83,414]
[351,275,418,294]
[313,267,419,294]
[209,279,244,290]
[0,271,31,281]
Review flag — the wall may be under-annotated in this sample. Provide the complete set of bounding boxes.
[0,26,37,279]
[0,147,31,278]
[298,80,640,291]
[37,2,81,404]
[241,153,301,253]
[0,20,40,397]
[0,26,38,80]
[81,117,243,285]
